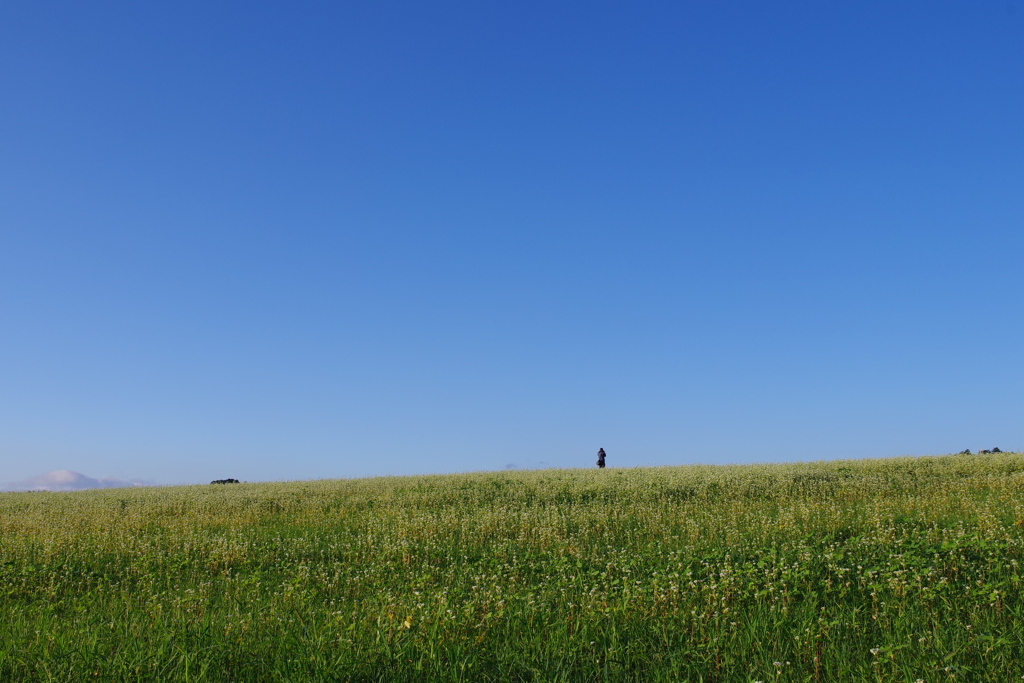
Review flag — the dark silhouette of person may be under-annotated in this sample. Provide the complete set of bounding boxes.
[596,448,606,468]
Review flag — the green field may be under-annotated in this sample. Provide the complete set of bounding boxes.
[3,454,1024,682]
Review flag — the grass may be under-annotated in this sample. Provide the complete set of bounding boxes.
[3,453,1024,681]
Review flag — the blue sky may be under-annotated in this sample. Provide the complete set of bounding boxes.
[1,1,1022,485]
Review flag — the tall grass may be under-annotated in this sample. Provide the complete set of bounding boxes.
[3,454,1024,681]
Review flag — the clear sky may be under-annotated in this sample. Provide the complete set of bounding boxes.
[1,1,1022,486]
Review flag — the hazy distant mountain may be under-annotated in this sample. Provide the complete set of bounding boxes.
[0,470,152,492]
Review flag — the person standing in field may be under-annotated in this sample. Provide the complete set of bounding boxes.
[596,448,606,468]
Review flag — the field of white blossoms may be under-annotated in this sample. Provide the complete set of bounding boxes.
[3,453,1024,682]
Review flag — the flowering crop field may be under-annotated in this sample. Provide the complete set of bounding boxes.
[3,454,1024,682]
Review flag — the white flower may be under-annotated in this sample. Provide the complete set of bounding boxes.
[870,648,881,655]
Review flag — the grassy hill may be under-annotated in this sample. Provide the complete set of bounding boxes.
[3,454,1024,682]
